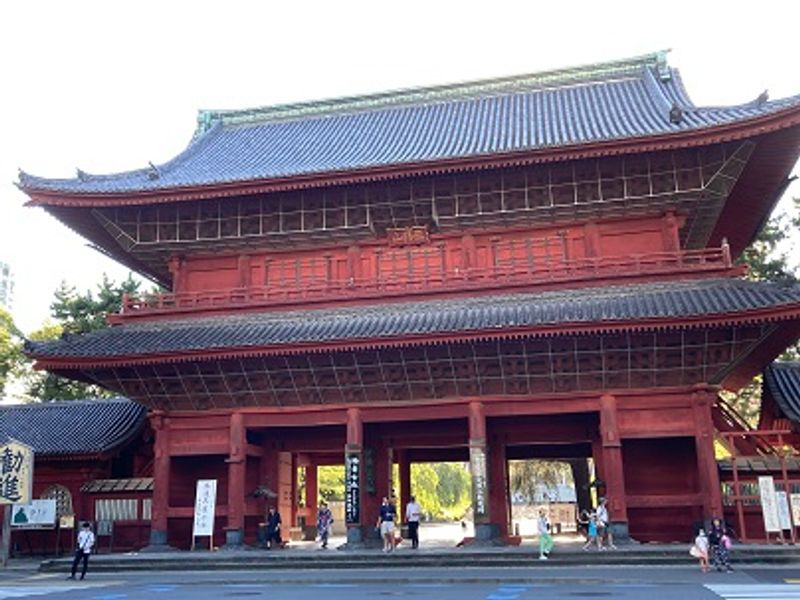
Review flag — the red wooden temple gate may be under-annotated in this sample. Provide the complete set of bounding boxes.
[20,52,800,546]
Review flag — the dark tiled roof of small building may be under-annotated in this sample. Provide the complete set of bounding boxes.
[81,478,153,493]
[0,397,146,456]
[719,456,800,472]
[25,278,800,362]
[764,362,800,423]
[18,52,800,196]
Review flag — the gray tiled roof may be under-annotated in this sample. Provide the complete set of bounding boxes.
[0,397,146,456]
[764,362,800,423]
[25,278,800,362]
[18,53,800,196]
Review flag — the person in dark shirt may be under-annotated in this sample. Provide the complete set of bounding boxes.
[376,496,397,552]
[265,506,282,549]
[708,517,733,572]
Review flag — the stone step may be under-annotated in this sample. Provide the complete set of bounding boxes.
[38,546,800,572]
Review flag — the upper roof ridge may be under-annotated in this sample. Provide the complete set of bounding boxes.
[195,51,668,133]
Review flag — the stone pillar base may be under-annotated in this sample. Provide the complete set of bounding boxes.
[221,528,245,549]
[609,521,634,544]
[341,525,383,549]
[470,523,506,546]
[139,529,175,552]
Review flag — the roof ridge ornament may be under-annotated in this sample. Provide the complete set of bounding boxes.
[76,168,89,182]
[656,50,672,82]
[756,90,769,105]
[669,102,683,124]
[147,161,160,180]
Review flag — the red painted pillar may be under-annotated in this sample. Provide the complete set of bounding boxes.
[306,462,318,517]
[345,408,365,545]
[398,449,411,525]
[488,434,510,539]
[225,411,246,546]
[693,389,723,519]
[148,411,171,547]
[599,393,629,540]
[468,402,497,541]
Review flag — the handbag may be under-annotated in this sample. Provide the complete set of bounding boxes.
[689,545,701,558]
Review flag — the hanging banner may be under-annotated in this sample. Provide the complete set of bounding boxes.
[1,439,33,505]
[345,451,361,525]
[758,476,781,533]
[776,491,792,530]
[10,499,56,528]
[790,493,800,527]
[192,479,217,537]
[470,445,489,520]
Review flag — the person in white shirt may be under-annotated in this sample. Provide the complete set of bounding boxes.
[68,522,95,580]
[595,497,616,550]
[405,495,422,549]
[537,508,554,559]
[692,528,710,572]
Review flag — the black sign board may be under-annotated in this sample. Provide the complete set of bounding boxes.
[345,452,361,524]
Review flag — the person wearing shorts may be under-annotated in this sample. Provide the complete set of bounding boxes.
[377,496,397,552]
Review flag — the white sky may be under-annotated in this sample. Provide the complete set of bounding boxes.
[1,1,799,333]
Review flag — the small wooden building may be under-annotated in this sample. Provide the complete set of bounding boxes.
[0,398,151,553]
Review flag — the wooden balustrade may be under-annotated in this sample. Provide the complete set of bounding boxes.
[120,245,734,318]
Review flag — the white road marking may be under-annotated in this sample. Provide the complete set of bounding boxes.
[707,583,800,598]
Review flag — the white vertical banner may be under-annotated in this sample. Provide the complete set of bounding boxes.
[790,493,800,527]
[192,479,217,537]
[776,491,792,530]
[758,476,780,533]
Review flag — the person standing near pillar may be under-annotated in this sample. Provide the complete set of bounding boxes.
[317,501,334,549]
[405,495,422,549]
[377,496,397,553]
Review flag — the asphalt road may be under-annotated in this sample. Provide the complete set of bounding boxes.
[3,566,800,599]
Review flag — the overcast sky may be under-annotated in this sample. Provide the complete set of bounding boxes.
[1,1,799,333]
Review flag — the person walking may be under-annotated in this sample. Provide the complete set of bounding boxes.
[708,518,733,572]
[377,496,397,553]
[405,495,422,549]
[578,509,598,550]
[265,506,283,549]
[317,501,334,549]
[595,497,616,550]
[691,528,710,572]
[537,508,554,560]
[67,522,95,580]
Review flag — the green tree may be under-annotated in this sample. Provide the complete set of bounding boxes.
[317,465,345,502]
[52,274,142,334]
[0,307,24,397]
[725,197,800,424]
[509,459,573,504]
[24,274,144,401]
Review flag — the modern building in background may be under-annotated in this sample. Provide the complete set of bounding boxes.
[0,260,13,312]
[17,52,800,548]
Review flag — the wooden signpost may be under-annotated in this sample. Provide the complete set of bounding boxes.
[1,439,34,567]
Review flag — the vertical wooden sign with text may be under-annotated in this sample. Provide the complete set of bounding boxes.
[345,452,361,525]
[191,479,217,550]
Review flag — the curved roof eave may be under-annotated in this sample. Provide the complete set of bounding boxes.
[20,101,800,209]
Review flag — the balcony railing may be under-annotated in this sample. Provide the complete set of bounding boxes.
[119,244,734,319]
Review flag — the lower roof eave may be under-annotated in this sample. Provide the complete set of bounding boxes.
[32,304,800,372]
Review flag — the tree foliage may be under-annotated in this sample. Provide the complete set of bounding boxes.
[23,274,144,401]
[509,460,573,504]
[725,197,800,421]
[315,462,472,520]
[0,307,24,397]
